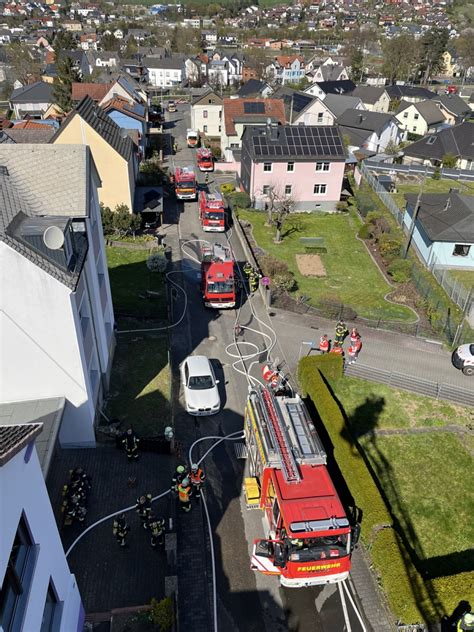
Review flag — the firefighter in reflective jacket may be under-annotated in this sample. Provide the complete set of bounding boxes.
[249,271,260,293]
[178,478,192,512]
[319,335,330,354]
[171,464,188,493]
[113,514,130,547]
[147,514,165,548]
[458,613,474,631]
[190,463,206,500]
[330,342,344,356]
[122,428,140,462]
[243,262,253,279]
[135,493,152,528]
[335,320,348,344]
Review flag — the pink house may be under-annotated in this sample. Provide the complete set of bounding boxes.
[240,124,346,211]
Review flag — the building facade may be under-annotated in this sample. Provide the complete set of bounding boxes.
[190,90,223,138]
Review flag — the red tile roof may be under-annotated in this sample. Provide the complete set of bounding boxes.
[101,95,146,121]
[71,82,112,103]
[274,55,305,68]
[223,98,286,136]
[12,120,52,129]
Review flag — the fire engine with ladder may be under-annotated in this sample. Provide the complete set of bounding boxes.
[196,147,214,172]
[174,166,197,201]
[199,190,225,232]
[201,243,236,308]
[244,381,360,587]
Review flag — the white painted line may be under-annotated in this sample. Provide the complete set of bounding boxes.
[338,580,352,632]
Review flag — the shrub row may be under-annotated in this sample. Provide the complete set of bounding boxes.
[298,352,343,383]
[259,254,296,291]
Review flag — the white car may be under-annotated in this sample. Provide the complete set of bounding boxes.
[452,343,474,376]
[180,355,221,415]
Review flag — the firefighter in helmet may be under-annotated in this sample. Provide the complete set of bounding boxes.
[147,513,166,548]
[458,613,474,631]
[113,513,130,547]
[190,463,206,500]
[243,261,253,279]
[135,493,152,529]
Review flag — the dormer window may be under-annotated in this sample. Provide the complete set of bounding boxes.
[427,136,436,145]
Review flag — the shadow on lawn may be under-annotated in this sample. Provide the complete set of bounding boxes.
[337,392,473,623]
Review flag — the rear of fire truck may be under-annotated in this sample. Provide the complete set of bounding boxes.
[199,191,225,232]
[245,385,360,587]
[197,148,214,172]
[201,243,236,308]
[175,166,197,200]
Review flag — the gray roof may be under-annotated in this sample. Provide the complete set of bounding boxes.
[350,85,388,104]
[313,79,356,96]
[397,99,446,125]
[336,108,396,133]
[0,128,56,144]
[10,81,54,104]
[191,89,223,107]
[431,93,471,118]
[318,64,346,82]
[237,79,269,98]
[143,56,184,70]
[324,93,364,118]
[404,121,474,162]
[55,96,134,162]
[405,191,474,242]
[272,86,316,123]
[385,84,437,101]
[0,144,91,288]
[0,398,65,475]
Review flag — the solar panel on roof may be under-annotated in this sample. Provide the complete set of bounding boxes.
[244,102,265,114]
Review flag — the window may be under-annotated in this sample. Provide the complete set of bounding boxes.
[313,183,327,195]
[315,161,330,172]
[413,126,417,133]
[218,125,221,133]
[285,184,292,195]
[0,516,38,632]
[427,136,437,145]
[414,113,419,120]
[40,581,63,632]
[453,244,470,257]
[263,162,272,172]
[403,112,408,118]
[287,161,294,172]
[317,112,323,123]
[203,125,208,133]
[262,185,270,195]
[203,110,208,118]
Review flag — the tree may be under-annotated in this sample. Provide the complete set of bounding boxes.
[122,35,137,58]
[442,152,458,168]
[53,30,77,55]
[100,203,114,235]
[385,139,400,156]
[260,184,296,241]
[5,42,41,85]
[100,33,120,52]
[382,34,420,84]
[350,50,364,82]
[419,28,449,84]
[455,29,474,77]
[53,55,80,112]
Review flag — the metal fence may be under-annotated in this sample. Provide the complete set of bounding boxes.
[363,159,474,184]
[430,256,473,312]
[358,161,405,223]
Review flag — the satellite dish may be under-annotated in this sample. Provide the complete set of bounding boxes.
[43,225,65,250]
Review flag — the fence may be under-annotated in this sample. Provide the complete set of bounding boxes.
[363,159,474,184]
[358,162,474,318]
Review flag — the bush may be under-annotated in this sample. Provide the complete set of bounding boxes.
[100,203,114,235]
[259,254,290,277]
[146,249,167,273]
[229,191,251,208]
[432,167,441,180]
[336,201,349,212]
[387,258,411,283]
[298,353,343,383]
[378,234,403,263]
[272,273,296,291]
[358,223,372,239]
[148,597,174,630]
[366,210,383,224]
[220,182,235,195]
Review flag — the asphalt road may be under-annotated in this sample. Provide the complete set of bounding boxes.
[164,105,371,632]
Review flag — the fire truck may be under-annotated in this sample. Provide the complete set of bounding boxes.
[187,129,199,148]
[174,166,197,201]
[199,190,225,232]
[196,147,214,172]
[244,384,360,587]
[201,243,236,308]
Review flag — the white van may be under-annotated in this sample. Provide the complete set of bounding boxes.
[451,344,474,376]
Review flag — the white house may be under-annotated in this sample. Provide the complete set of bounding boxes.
[350,86,391,113]
[395,100,447,137]
[266,55,306,85]
[191,90,223,138]
[337,109,402,153]
[144,57,184,88]
[0,144,115,447]
[0,408,83,631]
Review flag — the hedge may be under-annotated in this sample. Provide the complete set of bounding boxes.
[298,356,473,624]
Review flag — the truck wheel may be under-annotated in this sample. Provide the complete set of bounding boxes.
[462,366,474,376]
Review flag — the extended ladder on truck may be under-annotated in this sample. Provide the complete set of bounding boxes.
[247,386,326,483]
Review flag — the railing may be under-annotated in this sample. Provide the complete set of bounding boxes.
[363,159,474,183]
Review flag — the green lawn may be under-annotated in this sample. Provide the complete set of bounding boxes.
[392,177,474,210]
[106,247,167,321]
[238,210,415,321]
[330,375,473,431]
[449,269,474,290]
[106,336,171,437]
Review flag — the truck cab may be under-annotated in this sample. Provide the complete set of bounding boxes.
[187,129,199,148]
[199,190,225,232]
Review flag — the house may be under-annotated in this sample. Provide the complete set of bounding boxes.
[0,120,56,144]
[431,93,471,125]
[336,109,402,153]
[385,84,438,104]
[0,144,115,446]
[221,97,286,156]
[52,96,138,211]
[9,82,55,119]
[101,76,147,107]
[324,93,365,120]
[402,122,474,170]
[190,90,223,138]
[403,191,474,268]
[101,95,147,156]
[395,100,447,137]
[202,29,217,44]
[71,82,112,104]
[240,123,346,211]
[272,86,320,124]
[441,51,456,77]
[185,56,207,86]
[267,55,306,85]
[80,32,97,51]
[305,79,356,99]
[0,411,84,631]
[63,19,82,31]
[237,79,273,99]
[349,86,390,113]
[310,64,349,83]
[144,56,184,88]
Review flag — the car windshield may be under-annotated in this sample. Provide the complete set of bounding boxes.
[205,212,224,221]
[470,344,474,355]
[188,374,214,390]
[286,534,349,562]
[207,281,234,293]
[177,180,195,189]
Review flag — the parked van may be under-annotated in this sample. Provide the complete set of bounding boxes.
[451,344,474,375]
[168,100,176,113]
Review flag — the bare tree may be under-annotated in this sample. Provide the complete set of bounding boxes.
[257,183,296,241]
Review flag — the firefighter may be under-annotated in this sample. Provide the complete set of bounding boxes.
[147,513,165,548]
[113,513,130,547]
[121,428,140,463]
[347,343,358,365]
[335,320,348,345]
[458,613,474,631]
[249,271,260,293]
[319,334,330,354]
[330,342,344,357]
[65,494,87,524]
[171,464,188,493]
[177,477,192,512]
[190,463,206,500]
[135,493,152,528]
[243,261,253,279]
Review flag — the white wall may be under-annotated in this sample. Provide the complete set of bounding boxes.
[0,244,96,446]
[0,446,83,630]
[191,103,222,137]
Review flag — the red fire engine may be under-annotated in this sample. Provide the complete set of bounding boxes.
[196,148,214,172]
[174,166,197,201]
[244,385,360,587]
[199,190,225,232]
[201,243,236,308]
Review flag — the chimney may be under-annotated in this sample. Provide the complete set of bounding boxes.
[358,114,365,124]
[266,118,279,141]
